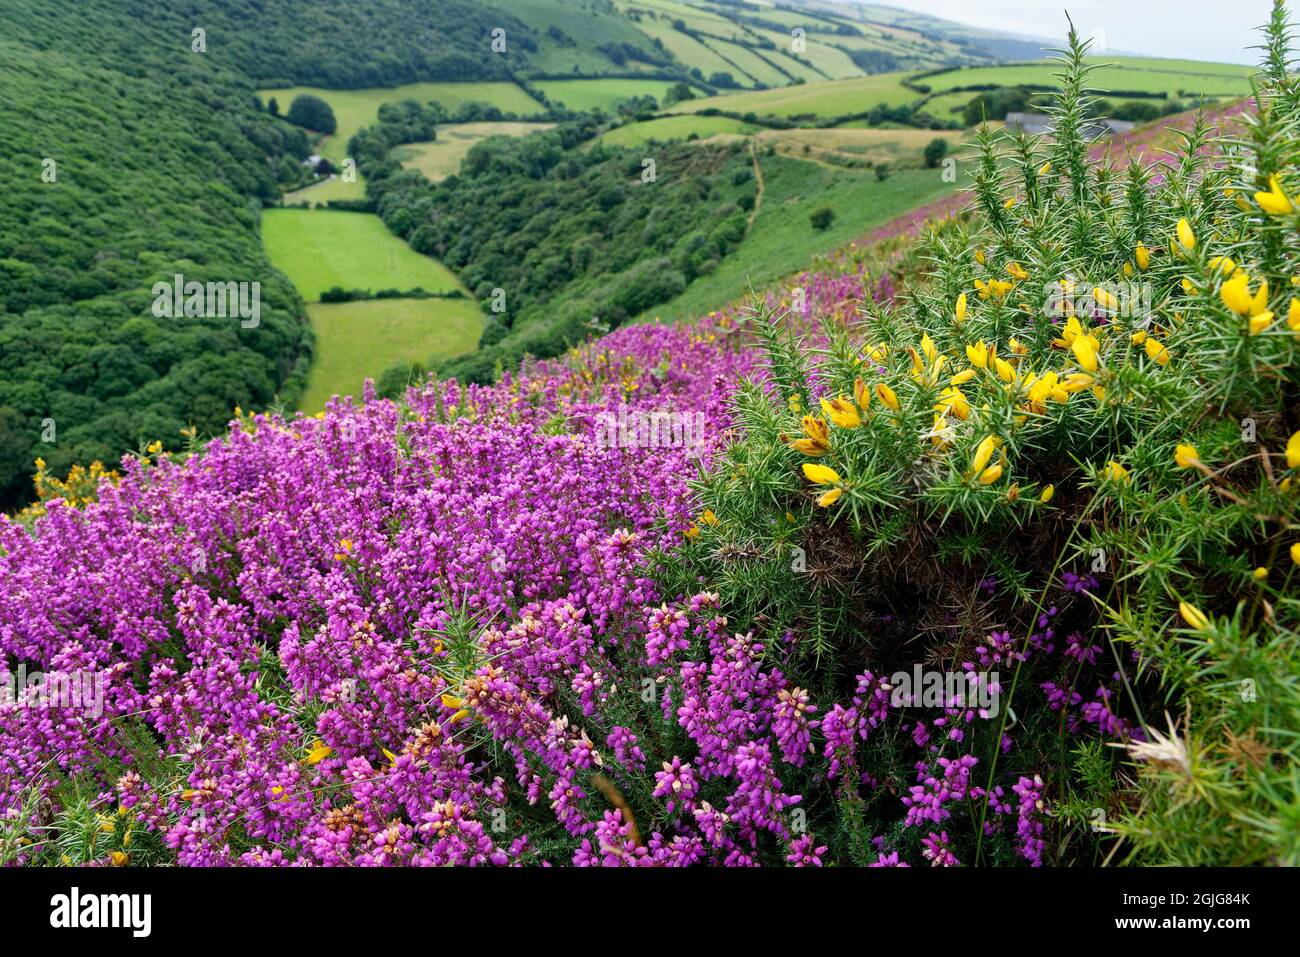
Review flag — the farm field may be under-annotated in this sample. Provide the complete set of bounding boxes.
[748,27,862,80]
[671,71,917,117]
[261,209,463,302]
[534,77,686,111]
[258,82,544,161]
[638,160,955,322]
[922,56,1255,98]
[281,173,366,206]
[600,113,758,148]
[393,122,557,181]
[709,39,797,87]
[633,18,750,84]
[298,297,482,413]
[755,126,965,165]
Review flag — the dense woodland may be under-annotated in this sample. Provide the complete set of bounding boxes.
[172,0,663,87]
[354,115,757,383]
[0,0,319,510]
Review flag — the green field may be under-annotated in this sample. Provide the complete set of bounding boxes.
[262,209,463,301]
[535,78,685,112]
[600,114,758,148]
[637,158,956,323]
[281,174,367,206]
[710,39,795,87]
[299,298,483,413]
[922,57,1255,98]
[258,82,543,162]
[672,72,916,118]
[393,122,555,181]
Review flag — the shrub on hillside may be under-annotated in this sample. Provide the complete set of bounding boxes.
[656,15,1300,865]
[810,205,835,231]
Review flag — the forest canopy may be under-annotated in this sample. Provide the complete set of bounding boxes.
[0,0,315,509]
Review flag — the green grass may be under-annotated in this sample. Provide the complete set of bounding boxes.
[635,19,752,85]
[262,209,463,302]
[749,27,863,80]
[672,71,916,117]
[299,297,483,413]
[505,0,662,75]
[393,122,555,181]
[600,114,757,148]
[637,157,955,322]
[258,82,543,162]
[535,78,684,112]
[708,39,794,87]
[922,57,1255,98]
[281,174,367,206]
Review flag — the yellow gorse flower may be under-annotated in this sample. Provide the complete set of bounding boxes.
[875,383,900,411]
[305,740,333,765]
[1071,335,1098,373]
[1255,174,1294,215]
[1176,218,1196,251]
[955,293,967,323]
[802,463,841,485]
[820,396,861,429]
[1104,461,1131,483]
[853,377,871,411]
[971,435,1001,476]
[1144,337,1170,366]
[1286,430,1300,469]
[1135,244,1150,270]
[789,415,831,456]
[934,386,970,421]
[1174,444,1200,468]
[1179,601,1212,632]
[816,488,844,507]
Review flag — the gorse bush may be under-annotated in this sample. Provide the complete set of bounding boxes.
[660,11,1300,865]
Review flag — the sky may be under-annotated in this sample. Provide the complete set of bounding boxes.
[876,0,1297,64]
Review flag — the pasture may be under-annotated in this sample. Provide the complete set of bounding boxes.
[261,209,463,302]
[281,174,366,206]
[534,78,686,111]
[393,122,556,181]
[671,72,916,118]
[600,114,758,148]
[298,297,483,413]
[638,158,956,322]
[922,56,1255,99]
[258,82,544,161]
